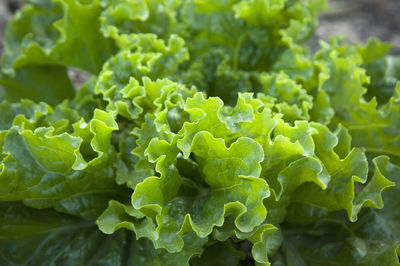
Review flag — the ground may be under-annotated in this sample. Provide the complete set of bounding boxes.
[310,0,400,54]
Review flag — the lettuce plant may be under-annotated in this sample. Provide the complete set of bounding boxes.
[0,0,399,265]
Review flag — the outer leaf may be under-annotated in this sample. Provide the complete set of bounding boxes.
[1,0,115,76]
[190,241,245,266]
[0,202,203,266]
[0,100,52,131]
[291,123,369,221]
[0,66,74,105]
[97,200,207,265]
[314,39,400,164]
[0,107,129,217]
[278,157,400,265]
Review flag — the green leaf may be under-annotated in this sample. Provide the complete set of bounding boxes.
[1,0,399,264]
[98,127,269,261]
[190,241,245,266]
[0,202,204,266]
[0,66,75,106]
[1,0,115,76]
[97,200,207,265]
[94,33,190,120]
[364,55,400,104]
[258,72,313,122]
[0,100,52,131]
[279,156,400,265]
[100,0,182,39]
[314,40,400,164]
[291,123,369,221]
[233,0,286,27]
[0,107,129,217]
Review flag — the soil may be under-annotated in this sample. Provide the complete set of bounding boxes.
[0,0,23,55]
[309,0,400,54]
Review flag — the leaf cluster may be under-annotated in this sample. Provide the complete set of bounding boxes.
[0,0,399,265]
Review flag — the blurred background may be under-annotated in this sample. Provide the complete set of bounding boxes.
[309,0,400,54]
[1,0,400,55]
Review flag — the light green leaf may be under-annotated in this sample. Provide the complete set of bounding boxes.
[0,107,129,217]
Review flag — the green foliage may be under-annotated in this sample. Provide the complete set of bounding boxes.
[0,0,399,265]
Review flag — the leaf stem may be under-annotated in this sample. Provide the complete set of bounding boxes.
[233,34,246,71]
